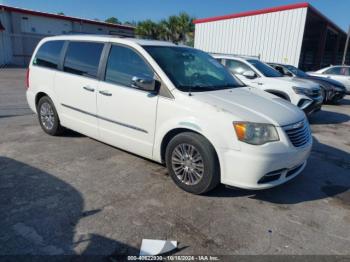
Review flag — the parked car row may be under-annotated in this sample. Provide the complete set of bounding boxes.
[28,35,340,194]
[212,54,323,116]
[269,63,348,103]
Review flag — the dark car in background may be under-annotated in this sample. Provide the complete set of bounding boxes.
[268,63,346,104]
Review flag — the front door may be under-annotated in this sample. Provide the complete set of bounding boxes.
[97,44,158,158]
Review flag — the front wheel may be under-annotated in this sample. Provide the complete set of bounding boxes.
[165,132,220,194]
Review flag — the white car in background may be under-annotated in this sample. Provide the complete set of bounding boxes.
[26,35,312,194]
[212,54,323,115]
[308,65,350,94]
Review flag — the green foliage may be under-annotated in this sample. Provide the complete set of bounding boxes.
[136,12,196,46]
[105,17,121,25]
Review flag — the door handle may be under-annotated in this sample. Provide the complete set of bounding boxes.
[99,90,112,96]
[83,86,95,92]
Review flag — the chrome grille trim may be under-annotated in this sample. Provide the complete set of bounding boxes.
[283,119,311,147]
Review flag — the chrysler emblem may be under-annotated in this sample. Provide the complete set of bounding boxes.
[292,121,304,129]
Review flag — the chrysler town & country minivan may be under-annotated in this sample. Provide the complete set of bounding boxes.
[26,35,312,194]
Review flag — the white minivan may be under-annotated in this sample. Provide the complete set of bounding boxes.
[26,35,312,194]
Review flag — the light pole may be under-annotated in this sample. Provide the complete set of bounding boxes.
[342,25,350,65]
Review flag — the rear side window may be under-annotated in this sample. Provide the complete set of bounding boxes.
[33,41,64,69]
[63,41,104,78]
[105,45,153,87]
[324,67,342,75]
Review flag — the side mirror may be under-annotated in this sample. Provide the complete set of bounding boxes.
[131,76,157,92]
[285,72,293,77]
[242,70,257,79]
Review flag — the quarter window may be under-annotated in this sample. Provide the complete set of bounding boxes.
[33,41,64,69]
[63,41,104,78]
[105,45,153,87]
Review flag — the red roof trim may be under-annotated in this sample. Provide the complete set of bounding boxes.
[0,4,135,31]
[193,2,309,24]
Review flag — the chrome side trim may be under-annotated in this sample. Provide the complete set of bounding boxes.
[61,103,148,134]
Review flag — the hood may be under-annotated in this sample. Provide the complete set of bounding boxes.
[191,87,305,127]
[275,77,320,89]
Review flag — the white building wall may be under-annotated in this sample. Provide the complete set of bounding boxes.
[0,9,134,66]
[195,7,308,67]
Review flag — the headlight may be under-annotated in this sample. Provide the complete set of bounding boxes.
[233,122,279,145]
[292,86,312,95]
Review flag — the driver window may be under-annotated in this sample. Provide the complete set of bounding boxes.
[105,45,154,88]
[225,60,252,75]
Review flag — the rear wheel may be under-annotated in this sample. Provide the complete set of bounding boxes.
[165,132,220,194]
[37,96,64,136]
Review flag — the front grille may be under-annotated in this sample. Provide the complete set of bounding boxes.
[284,120,311,147]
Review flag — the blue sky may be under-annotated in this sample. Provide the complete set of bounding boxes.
[1,0,349,31]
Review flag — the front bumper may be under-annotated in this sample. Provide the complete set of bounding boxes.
[219,126,312,190]
[330,89,346,101]
[303,95,323,116]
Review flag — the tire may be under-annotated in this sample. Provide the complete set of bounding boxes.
[165,132,220,194]
[320,87,326,103]
[37,96,65,136]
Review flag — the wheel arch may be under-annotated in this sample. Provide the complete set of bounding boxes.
[35,92,49,107]
[160,128,220,169]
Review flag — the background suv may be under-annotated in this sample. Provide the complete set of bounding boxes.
[213,54,323,116]
[269,63,346,103]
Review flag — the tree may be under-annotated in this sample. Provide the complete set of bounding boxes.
[57,12,65,15]
[105,17,121,25]
[135,20,159,39]
[135,12,195,45]
[124,21,137,27]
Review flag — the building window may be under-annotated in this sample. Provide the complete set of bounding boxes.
[22,17,29,20]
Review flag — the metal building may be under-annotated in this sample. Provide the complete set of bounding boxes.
[194,2,349,71]
[0,5,135,66]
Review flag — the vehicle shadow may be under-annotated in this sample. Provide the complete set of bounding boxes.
[308,110,350,125]
[206,137,350,205]
[338,96,350,105]
[0,113,33,119]
[0,157,138,257]
[64,129,85,138]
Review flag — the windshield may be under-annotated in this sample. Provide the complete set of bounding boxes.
[247,59,282,77]
[285,65,308,77]
[143,46,244,92]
